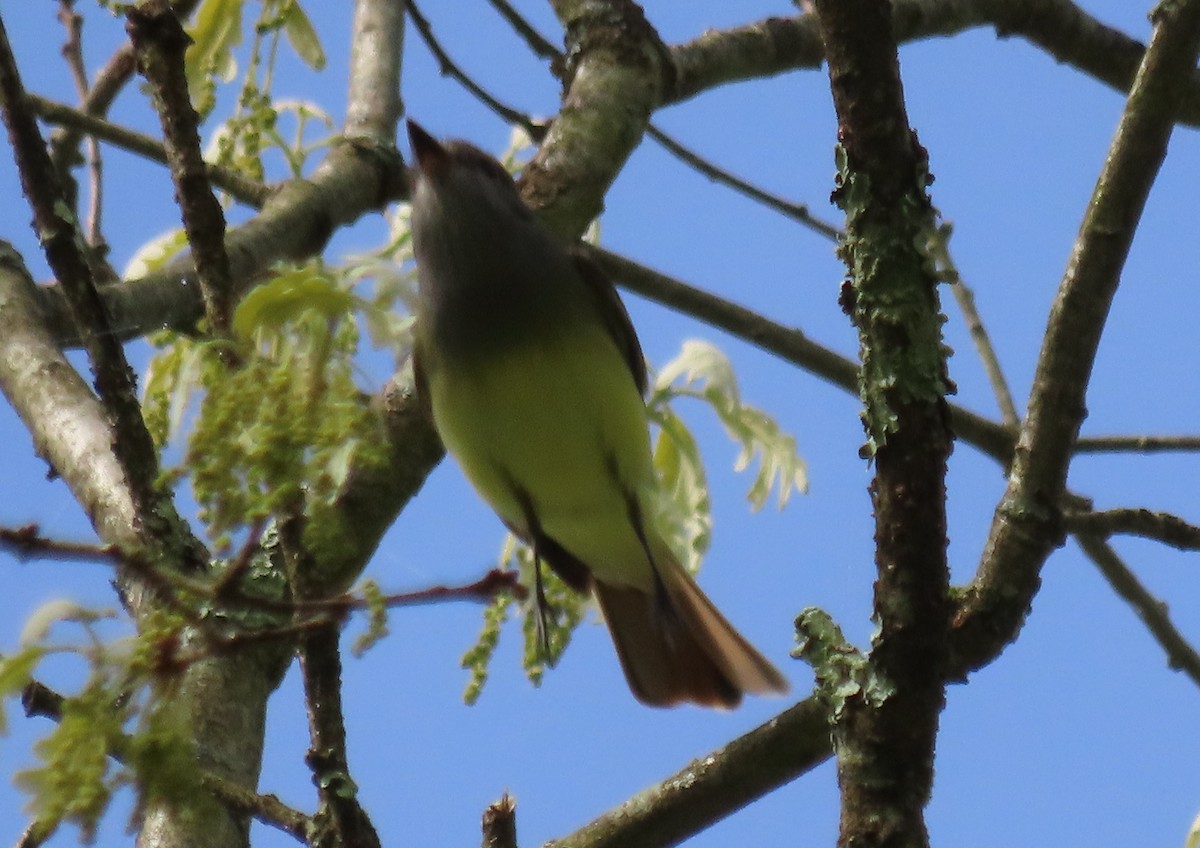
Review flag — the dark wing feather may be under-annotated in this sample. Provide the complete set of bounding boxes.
[570,247,648,396]
[410,338,433,421]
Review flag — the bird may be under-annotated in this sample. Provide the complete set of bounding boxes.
[405,120,788,708]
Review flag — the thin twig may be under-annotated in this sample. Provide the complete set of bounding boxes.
[484,0,561,59]
[48,0,203,178]
[32,93,270,206]
[404,0,546,139]
[585,244,1016,461]
[547,696,831,847]
[0,18,163,518]
[127,0,236,336]
[1065,508,1200,551]
[1074,434,1200,454]
[950,0,1200,677]
[646,123,842,241]
[482,1,841,242]
[1075,533,1200,688]
[284,512,381,848]
[56,0,108,251]
[0,524,116,564]
[930,223,1021,427]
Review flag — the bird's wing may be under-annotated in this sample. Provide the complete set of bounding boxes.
[570,247,648,396]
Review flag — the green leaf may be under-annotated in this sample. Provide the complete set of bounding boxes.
[280,1,326,70]
[1185,811,1200,848]
[123,228,189,281]
[186,0,245,114]
[350,580,390,658]
[461,594,511,706]
[0,648,46,734]
[650,404,712,574]
[653,338,740,405]
[233,266,354,340]
[652,339,808,512]
[19,600,115,648]
[16,684,126,838]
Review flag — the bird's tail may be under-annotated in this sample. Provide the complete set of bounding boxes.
[592,550,789,709]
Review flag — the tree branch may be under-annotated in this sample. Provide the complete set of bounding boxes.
[1074,533,1200,689]
[668,0,1200,129]
[29,94,269,206]
[1074,434,1200,454]
[1065,508,1200,552]
[345,0,405,143]
[0,12,163,523]
[547,696,831,848]
[931,224,1020,427]
[812,0,952,843]
[527,0,670,237]
[128,0,236,335]
[47,0,202,181]
[55,0,108,253]
[950,0,1200,677]
[405,0,545,139]
[644,124,842,241]
[587,245,1015,462]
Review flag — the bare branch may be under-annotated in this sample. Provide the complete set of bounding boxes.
[484,0,561,59]
[31,94,270,207]
[0,244,141,551]
[1074,434,1200,454]
[55,0,108,252]
[48,0,203,179]
[289,516,381,848]
[586,245,1015,461]
[931,225,1020,427]
[1075,533,1200,689]
[404,0,546,139]
[812,0,952,842]
[1065,508,1200,551]
[526,0,670,237]
[127,0,236,335]
[951,0,1200,676]
[669,0,1200,129]
[0,15,163,521]
[345,0,405,142]
[0,524,115,565]
[547,697,830,848]
[645,124,842,241]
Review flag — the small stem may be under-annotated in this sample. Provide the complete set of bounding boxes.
[1074,434,1200,454]
[32,94,270,206]
[127,0,237,337]
[646,123,842,241]
[930,224,1020,427]
[405,0,546,139]
[0,13,164,523]
[1065,508,1200,551]
[1075,532,1200,688]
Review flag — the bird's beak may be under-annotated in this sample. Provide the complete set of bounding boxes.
[407,120,449,180]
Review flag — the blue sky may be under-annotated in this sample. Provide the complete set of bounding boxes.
[1,2,1197,846]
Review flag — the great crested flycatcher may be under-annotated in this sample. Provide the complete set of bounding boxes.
[406,121,787,708]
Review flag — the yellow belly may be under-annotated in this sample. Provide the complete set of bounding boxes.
[427,325,656,590]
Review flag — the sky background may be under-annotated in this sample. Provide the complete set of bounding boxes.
[1,1,1198,846]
